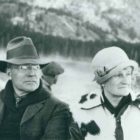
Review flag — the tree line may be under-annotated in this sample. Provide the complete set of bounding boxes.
[0,15,140,63]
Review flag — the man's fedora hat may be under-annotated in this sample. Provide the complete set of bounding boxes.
[0,36,47,72]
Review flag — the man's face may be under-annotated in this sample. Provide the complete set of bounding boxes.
[8,64,41,96]
[104,66,133,98]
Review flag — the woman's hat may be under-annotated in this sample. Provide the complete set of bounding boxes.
[92,46,136,84]
[0,36,47,72]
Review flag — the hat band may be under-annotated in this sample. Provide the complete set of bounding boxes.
[95,61,135,84]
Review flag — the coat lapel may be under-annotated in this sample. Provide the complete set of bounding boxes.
[20,100,45,125]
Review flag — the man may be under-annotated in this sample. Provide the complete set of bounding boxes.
[0,36,71,140]
[70,47,140,140]
[42,61,64,92]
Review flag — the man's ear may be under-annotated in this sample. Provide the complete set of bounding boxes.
[6,68,11,77]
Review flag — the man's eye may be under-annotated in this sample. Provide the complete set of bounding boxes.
[19,66,28,70]
[34,65,40,69]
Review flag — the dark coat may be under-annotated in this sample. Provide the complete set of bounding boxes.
[0,81,71,140]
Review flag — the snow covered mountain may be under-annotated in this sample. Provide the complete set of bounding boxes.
[1,0,140,43]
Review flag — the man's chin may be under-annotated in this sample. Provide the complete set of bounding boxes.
[24,84,39,92]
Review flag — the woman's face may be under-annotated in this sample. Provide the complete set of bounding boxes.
[104,67,132,98]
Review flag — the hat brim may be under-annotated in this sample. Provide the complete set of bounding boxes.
[94,60,136,84]
[0,59,47,73]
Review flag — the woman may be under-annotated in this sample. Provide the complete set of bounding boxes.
[70,46,140,140]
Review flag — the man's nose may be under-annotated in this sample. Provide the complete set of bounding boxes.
[26,69,37,76]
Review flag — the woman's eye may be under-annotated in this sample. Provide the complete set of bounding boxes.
[126,73,131,76]
[115,73,122,77]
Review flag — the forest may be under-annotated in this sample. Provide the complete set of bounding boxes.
[0,14,140,63]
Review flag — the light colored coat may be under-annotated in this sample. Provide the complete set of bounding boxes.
[70,92,140,140]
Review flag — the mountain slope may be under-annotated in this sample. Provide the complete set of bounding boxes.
[1,0,140,43]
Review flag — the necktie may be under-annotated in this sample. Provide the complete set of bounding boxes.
[15,97,22,107]
[115,117,124,140]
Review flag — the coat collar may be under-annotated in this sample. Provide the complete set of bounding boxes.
[0,80,50,125]
[3,80,49,108]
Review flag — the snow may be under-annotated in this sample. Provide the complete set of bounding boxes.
[0,54,98,106]
[48,56,101,106]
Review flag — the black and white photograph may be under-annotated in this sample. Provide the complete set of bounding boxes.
[0,0,140,140]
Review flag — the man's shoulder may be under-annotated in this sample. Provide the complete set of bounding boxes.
[41,93,69,114]
[41,87,68,108]
[49,95,68,107]
[42,95,71,122]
